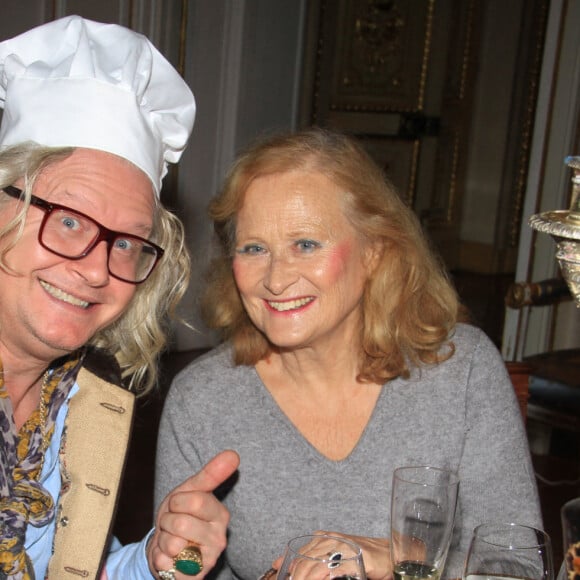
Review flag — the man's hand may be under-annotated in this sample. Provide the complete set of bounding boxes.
[148,450,240,579]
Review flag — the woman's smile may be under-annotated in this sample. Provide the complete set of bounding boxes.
[265,296,315,312]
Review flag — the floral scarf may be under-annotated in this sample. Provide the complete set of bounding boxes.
[0,353,84,580]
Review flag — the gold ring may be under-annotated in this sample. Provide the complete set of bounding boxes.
[174,545,203,576]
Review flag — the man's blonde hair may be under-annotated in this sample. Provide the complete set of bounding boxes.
[0,143,190,394]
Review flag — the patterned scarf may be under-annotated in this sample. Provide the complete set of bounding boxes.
[0,353,84,580]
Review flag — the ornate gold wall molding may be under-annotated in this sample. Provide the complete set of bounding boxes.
[428,0,479,230]
[506,0,550,251]
[325,0,435,113]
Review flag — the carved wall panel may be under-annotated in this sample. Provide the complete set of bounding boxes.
[357,136,420,206]
[303,0,477,268]
[324,0,434,113]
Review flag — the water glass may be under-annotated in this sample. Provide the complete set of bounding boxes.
[277,533,367,579]
[390,465,459,580]
[463,522,554,580]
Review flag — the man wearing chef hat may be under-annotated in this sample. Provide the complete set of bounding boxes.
[0,14,239,580]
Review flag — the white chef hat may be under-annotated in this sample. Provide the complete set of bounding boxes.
[0,15,196,195]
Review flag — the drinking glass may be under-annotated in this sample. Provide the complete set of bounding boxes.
[277,533,367,579]
[390,466,459,580]
[463,522,554,580]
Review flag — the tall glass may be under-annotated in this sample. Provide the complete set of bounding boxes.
[390,466,459,580]
[463,522,554,580]
[277,534,367,579]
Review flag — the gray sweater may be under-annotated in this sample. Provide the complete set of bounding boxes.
[155,324,542,580]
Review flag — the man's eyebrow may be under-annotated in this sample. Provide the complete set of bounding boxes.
[58,191,154,237]
[127,223,154,237]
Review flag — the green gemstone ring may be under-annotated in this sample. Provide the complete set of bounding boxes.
[174,545,203,576]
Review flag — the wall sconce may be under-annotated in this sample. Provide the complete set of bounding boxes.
[529,156,580,307]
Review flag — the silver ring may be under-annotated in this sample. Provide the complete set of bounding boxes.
[327,551,343,569]
[158,569,176,580]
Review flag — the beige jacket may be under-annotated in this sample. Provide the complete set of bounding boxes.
[47,352,135,579]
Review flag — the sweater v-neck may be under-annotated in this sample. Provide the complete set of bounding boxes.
[251,363,393,465]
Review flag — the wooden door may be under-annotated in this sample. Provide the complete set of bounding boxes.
[299,0,546,274]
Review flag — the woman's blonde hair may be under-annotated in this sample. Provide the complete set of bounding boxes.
[203,128,466,383]
[0,143,190,394]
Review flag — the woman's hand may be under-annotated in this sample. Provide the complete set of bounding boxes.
[271,530,392,580]
[147,449,240,579]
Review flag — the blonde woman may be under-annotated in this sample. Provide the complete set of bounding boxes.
[156,128,541,580]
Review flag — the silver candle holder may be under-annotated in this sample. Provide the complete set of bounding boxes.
[529,156,580,307]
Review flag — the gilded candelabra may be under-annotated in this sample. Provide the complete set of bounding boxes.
[529,156,580,307]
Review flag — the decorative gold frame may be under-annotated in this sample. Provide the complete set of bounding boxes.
[323,0,435,114]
